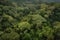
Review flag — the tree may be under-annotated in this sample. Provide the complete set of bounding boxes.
[1,31,20,40]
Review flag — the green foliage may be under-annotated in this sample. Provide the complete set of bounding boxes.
[1,31,20,40]
[18,22,31,31]
[0,0,60,40]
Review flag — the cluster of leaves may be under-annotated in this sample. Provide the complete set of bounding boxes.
[0,0,60,40]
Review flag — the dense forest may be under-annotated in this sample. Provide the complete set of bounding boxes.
[0,0,60,40]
